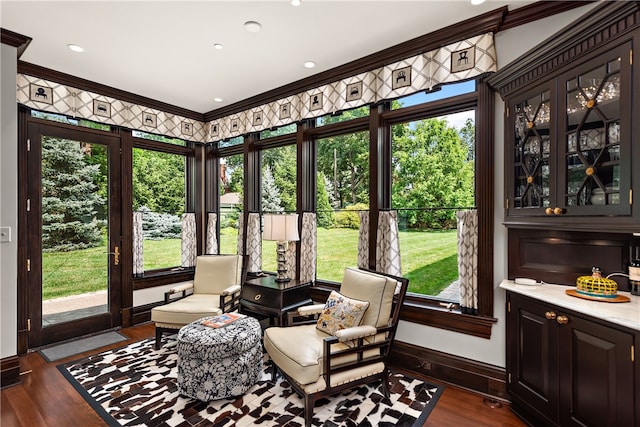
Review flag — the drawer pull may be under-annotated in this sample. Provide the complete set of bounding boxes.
[545,311,556,320]
[556,315,569,325]
[254,294,262,301]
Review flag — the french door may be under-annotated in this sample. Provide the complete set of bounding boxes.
[26,122,122,347]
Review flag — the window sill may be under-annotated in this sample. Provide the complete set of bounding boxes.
[133,268,195,290]
[312,281,497,339]
[401,297,497,339]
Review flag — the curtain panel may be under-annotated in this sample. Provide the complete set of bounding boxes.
[299,212,317,282]
[457,209,478,314]
[376,210,402,277]
[205,212,218,254]
[181,213,197,268]
[246,212,262,274]
[357,211,369,269]
[132,211,144,276]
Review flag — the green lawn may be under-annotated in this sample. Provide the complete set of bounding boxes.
[42,228,458,300]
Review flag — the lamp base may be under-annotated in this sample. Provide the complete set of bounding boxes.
[275,241,290,283]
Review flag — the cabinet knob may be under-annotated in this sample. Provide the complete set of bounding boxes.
[556,315,569,325]
[254,294,262,301]
[545,208,554,215]
[545,311,557,320]
[553,207,565,215]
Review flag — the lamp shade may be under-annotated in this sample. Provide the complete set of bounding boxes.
[263,214,299,242]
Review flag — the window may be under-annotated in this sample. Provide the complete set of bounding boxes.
[391,109,476,302]
[31,110,111,131]
[315,129,370,282]
[260,144,297,272]
[219,153,243,254]
[132,138,193,273]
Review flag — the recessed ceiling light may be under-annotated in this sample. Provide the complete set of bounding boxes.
[213,43,223,50]
[214,97,223,103]
[244,21,262,33]
[470,0,486,5]
[304,61,316,69]
[291,0,302,6]
[67,44,84,53]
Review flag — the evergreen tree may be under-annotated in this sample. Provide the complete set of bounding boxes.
[261,166,284,213]
[41,137,105,252]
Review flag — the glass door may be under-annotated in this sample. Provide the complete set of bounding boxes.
[26,122,121,347]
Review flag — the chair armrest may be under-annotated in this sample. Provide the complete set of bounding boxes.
[222,284,241,296]
[334,325,377,343]
[164,282,194,304]
[297,304,325,316]
[168,283,194,294]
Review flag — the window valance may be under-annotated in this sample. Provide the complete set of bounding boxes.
[16,33,495,143]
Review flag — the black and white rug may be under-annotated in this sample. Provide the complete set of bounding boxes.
[58,337,444,426]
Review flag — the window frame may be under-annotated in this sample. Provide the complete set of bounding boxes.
[130,133,197,278]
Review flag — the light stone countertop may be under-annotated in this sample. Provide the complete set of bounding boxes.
[500,280,640,332]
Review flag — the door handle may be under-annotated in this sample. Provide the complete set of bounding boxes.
[107,246,120,266]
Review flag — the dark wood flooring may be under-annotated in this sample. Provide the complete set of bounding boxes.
[1,323,526,427]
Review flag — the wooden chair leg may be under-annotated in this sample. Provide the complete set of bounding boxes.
[380,369,391,399]
[155,327,163,350]
[269,359,277,382]
[304,395,314,427]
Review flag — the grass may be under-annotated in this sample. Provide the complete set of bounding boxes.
[43,228,458,300]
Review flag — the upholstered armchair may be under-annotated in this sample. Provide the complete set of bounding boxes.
[263,267,409,427]
[151,254,244,349]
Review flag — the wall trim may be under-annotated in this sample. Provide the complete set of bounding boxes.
[389,341,508,401]
[0,355,21,389]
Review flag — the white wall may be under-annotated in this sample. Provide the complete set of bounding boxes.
[1,42,19,359]
[395,4,598,368]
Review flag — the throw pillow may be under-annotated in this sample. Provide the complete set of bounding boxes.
[316,290,370,335]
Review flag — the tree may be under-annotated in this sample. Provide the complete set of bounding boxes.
[261,166,283,213]
[392,117,474,229]
[132,148,185,215]
[41,137,105,251]
[316,173,335,227]
[262,145,296,212]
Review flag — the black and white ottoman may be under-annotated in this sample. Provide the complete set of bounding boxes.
[176,315,262,401]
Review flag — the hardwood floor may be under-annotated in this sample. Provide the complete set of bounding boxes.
[1,323,527,427]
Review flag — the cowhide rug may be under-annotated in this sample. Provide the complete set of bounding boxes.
[58,337,443,426]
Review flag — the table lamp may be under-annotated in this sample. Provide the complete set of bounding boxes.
[262,213,300,282]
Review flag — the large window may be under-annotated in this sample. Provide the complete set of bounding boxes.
[132,138,192,273]
[316,124,370,283]
[391,110,475,302]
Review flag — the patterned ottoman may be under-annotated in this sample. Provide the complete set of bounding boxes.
[176,315,262,401]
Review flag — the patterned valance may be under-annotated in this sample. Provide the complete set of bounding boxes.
[16,74,208,143]
[208,33,496,140]
[16,32,495,144]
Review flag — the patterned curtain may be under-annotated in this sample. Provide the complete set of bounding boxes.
[205,212,218,254]
[285,241,298,280]
[132,211,144,276]
[376,210,402,276]
[299,212,317,282]
[237,213,244,255]
[246,212,262,273]
[357,211,369,269]
[457,210,478,314]
[181,213,197,268]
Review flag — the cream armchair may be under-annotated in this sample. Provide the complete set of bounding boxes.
[151,254,244,349]
[263,267,409,427]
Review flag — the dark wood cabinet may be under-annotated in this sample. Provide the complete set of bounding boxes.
[506,291,636,427]
[488,2,640,232]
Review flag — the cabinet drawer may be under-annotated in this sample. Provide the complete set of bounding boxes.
[242,284,279,307]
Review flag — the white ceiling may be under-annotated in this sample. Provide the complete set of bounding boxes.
[1,0,534,114]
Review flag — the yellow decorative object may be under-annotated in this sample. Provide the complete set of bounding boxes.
[527,121,534,129]
[585,166,595,176]
[575,267,617,299]
[586,99,596,109]
[527,176,533,184]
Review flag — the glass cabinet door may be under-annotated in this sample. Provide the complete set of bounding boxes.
[512,89,552,211]
[560,43,631,215]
